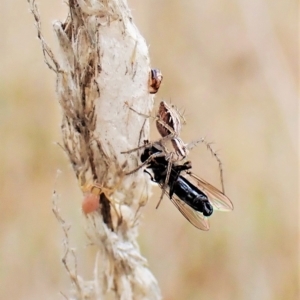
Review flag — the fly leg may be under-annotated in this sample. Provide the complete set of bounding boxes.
[155,157,173,209]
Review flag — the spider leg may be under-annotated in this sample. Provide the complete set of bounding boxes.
[125,151,166,175]
[187,137,225,193]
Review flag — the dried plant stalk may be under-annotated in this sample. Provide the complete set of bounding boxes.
[28,0,161,299]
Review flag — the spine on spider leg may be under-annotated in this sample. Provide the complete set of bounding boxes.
[28,0,161,299]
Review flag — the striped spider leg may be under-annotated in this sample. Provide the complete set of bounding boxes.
[186,137,225,193]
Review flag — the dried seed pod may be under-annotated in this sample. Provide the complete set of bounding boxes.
[81,183,103,214]
[149,69,163,94]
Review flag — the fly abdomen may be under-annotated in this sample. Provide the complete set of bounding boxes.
[170,176,208,214]
[201,199,213,217]
[186,193,213,216]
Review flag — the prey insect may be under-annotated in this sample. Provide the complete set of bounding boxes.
[141,144,233,230]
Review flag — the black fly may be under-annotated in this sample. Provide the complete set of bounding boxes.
[141,143,233,230]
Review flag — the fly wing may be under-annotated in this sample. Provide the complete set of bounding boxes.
[185,172,234,211]
[169,193,210,230]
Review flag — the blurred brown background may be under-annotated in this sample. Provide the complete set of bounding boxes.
[0,1,298,299]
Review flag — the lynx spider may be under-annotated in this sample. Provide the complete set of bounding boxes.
[122,101,225,208]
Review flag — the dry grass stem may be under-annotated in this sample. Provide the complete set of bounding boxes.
[28,0,161,298]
